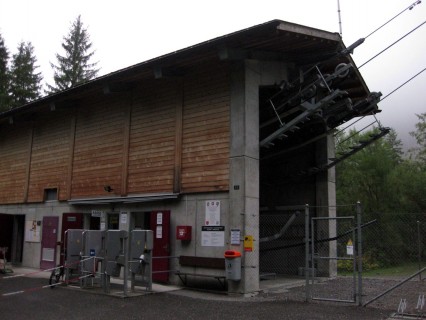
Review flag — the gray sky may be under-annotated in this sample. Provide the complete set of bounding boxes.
[1,0,425,151]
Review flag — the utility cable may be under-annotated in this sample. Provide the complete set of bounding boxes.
[359,20,426,68]
[380,67,426,102]
[364,0,422,40]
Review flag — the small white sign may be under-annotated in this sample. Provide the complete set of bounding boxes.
[156,226,163,239]
[120,213,127,224]
[157,212,163,225]
[230,229,241,245]
[91,210,104,218]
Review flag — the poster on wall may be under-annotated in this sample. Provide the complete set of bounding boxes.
[230,229,241,245]
[25,220,41,242]
[205,200,220,226]
[201,226,225,246]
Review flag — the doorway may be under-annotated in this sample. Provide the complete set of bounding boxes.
[40,216,59,270]
[0,214,24,265]
[131,211,171,283]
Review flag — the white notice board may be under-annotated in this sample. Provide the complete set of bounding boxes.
[205,200,220,226]
[201,226,225,247]
[25,220,41,242]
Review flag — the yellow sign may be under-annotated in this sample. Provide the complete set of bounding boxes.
[346,239,354,255]
[244,235,253,252]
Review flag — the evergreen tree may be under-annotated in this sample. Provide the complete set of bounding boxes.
[46,15,99,93]
[409,112,426,163]
[335,127,402,214]
[9,41,42,108]
[0,33,10,112]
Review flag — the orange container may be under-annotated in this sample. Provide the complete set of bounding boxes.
[224,250,241,258]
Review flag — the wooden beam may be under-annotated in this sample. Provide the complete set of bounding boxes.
[121,95,132,196]
[103,83,133,94]
[153,66,184,79]
[173,81,183,194]
[23,123,34,203]
[66,110,77,200]
[218,46,287,61]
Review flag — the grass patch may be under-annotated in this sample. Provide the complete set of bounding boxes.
[338,262,425,277]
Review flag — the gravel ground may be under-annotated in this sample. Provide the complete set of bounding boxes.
[258,275,425,316]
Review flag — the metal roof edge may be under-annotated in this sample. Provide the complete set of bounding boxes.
[68,193,180,205]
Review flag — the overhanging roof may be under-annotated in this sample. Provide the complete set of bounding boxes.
[0,19,372,124]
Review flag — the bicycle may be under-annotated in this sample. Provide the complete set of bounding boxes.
[49,264,64,288]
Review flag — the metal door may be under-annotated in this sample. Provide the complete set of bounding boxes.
[61,213,83,265]
[150,210,170,283]
[40,216,59,270]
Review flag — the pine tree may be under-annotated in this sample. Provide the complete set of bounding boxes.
[409,113,426,163]
[0,33,10,112]
[46,15,99,94]
[9,41,43,108]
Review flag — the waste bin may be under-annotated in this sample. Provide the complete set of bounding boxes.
[224,250,241,281]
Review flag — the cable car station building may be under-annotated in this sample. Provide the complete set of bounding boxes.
[0,20,382,295]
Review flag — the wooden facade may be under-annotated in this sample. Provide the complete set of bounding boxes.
[0,62,230,204]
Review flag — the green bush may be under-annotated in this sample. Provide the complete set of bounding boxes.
[337,254,380,273]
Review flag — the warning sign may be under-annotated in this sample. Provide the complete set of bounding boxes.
[346,239,354,256]
[244,235,254,252]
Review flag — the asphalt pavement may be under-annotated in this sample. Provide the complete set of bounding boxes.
[0,267,393,320]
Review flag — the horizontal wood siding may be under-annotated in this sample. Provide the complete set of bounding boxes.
[127,81,176,193]
[0,63,232,203]
[27,111,72,202]
[0,125,30,203]
[181,63,230,193]
[71,96,126,198]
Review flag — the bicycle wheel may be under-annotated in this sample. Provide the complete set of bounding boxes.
[49,267,61,289]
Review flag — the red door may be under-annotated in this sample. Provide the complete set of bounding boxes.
[150,210,170,283]
[40,216,59,270]
[61,213,84,265]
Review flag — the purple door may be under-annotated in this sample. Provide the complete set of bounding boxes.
[150,210,170,283]
[40,216,59,270]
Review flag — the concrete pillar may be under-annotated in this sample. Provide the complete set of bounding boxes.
[229,60,260,295]
[315,134,337,277]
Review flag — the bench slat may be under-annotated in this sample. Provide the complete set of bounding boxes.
[179,255,225,270]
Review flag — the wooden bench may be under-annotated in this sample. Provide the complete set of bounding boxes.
[176,256,226,289]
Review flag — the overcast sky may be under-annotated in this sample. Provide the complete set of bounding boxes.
[1,0,425,151]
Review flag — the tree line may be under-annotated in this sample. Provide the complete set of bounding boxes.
[336,117,425,214]
[336,116,425,267]
[0,15,98,112]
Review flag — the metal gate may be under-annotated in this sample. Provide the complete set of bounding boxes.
[306,203,363,305]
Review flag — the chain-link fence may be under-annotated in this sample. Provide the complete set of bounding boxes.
[259,206,307,277]
[260,204,425,306]
[361,212,425,273]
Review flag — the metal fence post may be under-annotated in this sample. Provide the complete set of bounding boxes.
[418,220,422,281]
[305,204,310,302]
[356,201,363,306]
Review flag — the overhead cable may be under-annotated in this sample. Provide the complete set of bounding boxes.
[359,20,426,68]
[364,0,422,40]
[380,67,426,102]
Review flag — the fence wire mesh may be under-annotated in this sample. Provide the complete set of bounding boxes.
[359,212,425,273]
[260,204,425,309]
[259,206,306,277]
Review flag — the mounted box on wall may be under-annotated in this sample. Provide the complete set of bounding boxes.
[176,226,192,241]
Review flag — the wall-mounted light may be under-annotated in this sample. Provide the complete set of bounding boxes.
[104,185,114,193]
